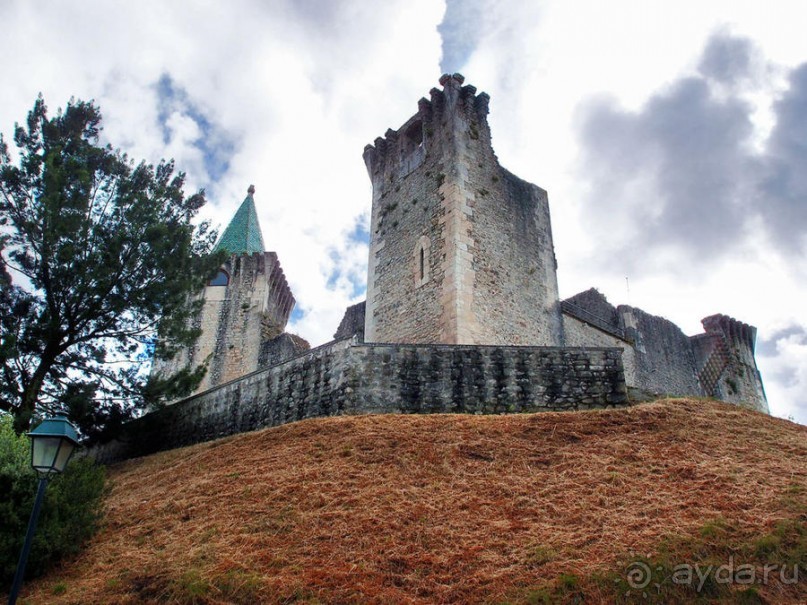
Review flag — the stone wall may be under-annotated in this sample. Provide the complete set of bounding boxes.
[562,314,637,387]
[621,306,703,397]
[363,74,562,345]
[333,301,366,341]
[258,332,311,368]
[347,343,626,415]
[341,290,769,411]
[560,289,768,409]
[562,289,712,400]
[562,291,702,398]
[563,289,622,334]
[91,340,627,463]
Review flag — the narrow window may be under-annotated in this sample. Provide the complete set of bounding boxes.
[414,235,430,287]
[209,269,229,287]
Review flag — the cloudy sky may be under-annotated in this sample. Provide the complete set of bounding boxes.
[1,0,804,423]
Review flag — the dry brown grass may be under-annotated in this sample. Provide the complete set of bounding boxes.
[14,399,807,604]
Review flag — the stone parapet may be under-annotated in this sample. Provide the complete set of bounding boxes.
[91,341,628,463]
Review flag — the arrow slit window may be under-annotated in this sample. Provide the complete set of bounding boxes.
[414,235,430,287]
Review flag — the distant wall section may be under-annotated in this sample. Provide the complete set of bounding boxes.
[562,313,637,387]
[333,301,366,341]
[621,305,702,397]
[560,289,767,412]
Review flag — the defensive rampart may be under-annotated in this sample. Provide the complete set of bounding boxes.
[91,339,628,463]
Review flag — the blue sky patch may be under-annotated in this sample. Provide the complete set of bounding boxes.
[290,306,305,322]
[154,73,235,183]
[348,219,370,245]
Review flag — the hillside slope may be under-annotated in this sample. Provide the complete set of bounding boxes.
[16,399,807,604]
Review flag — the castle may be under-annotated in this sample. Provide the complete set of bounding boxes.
[130,74,767,462]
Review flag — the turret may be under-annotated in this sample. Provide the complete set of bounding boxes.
[692,314,768,412]
[152,185,296,394]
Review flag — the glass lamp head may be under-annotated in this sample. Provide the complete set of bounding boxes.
[27,412,80,476]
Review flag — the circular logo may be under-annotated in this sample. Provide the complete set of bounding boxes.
[626,561,652,590]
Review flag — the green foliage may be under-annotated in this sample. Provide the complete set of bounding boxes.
[505,573,585,605]
[0,414,106,589]
[170,568,211,604]
[699,516,730,538]
[0,96,227,436]
[524,544,557,567]
[726,377,739,395]
[380,201,398,217]
[757,518,807,566]
[213,568,263,602]
[51,581,67,595]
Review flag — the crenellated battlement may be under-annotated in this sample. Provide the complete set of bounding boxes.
[701,314,757,351]
[216,250,295,338]
[363,73,492,186]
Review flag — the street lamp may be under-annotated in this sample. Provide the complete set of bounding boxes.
[7,412,80,605]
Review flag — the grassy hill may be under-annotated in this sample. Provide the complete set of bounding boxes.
[15,399,807,604]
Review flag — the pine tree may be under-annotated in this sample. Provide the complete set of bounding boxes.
[0,97,225,437]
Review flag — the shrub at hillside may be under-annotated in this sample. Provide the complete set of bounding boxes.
[0,414,106,589]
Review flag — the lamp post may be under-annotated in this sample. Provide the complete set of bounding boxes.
[7,412,80,605]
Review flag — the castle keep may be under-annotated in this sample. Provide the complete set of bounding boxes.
[103,74,767,462]
[363,74,561,345]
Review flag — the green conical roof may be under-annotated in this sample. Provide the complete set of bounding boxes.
[215,185,265,255]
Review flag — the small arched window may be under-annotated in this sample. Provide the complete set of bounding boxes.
[209,269,229,287]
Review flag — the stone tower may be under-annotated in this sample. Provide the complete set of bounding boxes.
[362,74,563,345]
[152,186,295,394]
[692,314,768,412]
